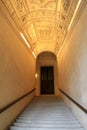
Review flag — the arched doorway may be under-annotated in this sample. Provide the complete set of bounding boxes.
[35,51,59,96]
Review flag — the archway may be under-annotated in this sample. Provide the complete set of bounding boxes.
[35,51,59,96]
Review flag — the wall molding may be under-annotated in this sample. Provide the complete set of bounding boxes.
[0,88,35,113]
[59,88,87,113]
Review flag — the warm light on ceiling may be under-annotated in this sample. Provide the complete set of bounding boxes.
[28,24,37,43]
[32,51,36,58]
[58,0,61,11]
[2,0,84,56]
[20,32,36,58]
[68,0,82,30]
[20,32,31,48]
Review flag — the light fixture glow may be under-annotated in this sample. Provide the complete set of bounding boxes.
[68,0,82,30]
[20,32,30,48]
[32,51,36,58]
[35,73,38,78]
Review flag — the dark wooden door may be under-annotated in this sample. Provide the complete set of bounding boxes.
[40,66,54,94]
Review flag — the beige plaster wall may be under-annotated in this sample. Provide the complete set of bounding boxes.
[58,5,87,129]
[0,7,35,130]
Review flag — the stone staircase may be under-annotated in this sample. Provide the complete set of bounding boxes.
[10,96,85,130]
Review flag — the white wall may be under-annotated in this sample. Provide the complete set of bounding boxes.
[58,5,87,130]
[0,5,36,130]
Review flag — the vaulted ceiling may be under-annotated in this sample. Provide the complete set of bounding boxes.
[1,0,84,57]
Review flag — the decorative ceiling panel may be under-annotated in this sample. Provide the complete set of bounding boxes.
[1,0,84,56]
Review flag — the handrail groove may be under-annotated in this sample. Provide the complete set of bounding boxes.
[0,88,35,113]
[59,88,87,113]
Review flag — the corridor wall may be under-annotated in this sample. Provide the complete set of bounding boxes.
[58,5,87,130]
[0,3,36,130]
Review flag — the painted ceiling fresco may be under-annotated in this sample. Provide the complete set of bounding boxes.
[1,0,84,56]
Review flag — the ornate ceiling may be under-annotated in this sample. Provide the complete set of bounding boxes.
[1,0,84,56]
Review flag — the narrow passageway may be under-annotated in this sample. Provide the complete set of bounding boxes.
[0,1,87,129]
[10,96,84,130]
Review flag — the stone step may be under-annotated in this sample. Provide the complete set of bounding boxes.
[20,115,75,118]
[18,116,76,121]
[21,112,73,115]
[10,126,84,130]
[22,111,72,115]
[13,122,81,128]
[16,119,79,124]
[23,108,70,111]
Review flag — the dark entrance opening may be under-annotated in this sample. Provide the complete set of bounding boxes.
[40,66,54,94]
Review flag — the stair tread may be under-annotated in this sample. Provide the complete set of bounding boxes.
[17,119,78,123]
[13,122,81,127]
[10,126,84,130]
[18,117,77,121]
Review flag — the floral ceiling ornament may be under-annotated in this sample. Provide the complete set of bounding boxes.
[62,0,70,11]
[15,0,24,12]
